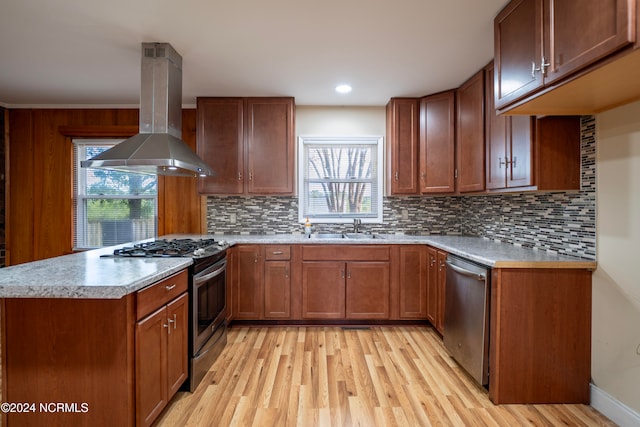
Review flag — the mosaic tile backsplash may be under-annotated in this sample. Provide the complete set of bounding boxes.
[206,116,596,260]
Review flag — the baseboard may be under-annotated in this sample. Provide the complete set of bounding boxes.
[590,383,640,427]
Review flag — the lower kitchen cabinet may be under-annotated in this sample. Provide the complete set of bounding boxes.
[427,246,447,334]
[489,268,592,404]
[234,245,264,319]
[233,245,291,320]
[135,292,188,427]
[397,245,428,319]
[301,261,390,319]
[264,246,292,318]
[301,261,346,319]
[0,269,189,427]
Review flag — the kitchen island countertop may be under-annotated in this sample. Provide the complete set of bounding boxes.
[0,234,596,299]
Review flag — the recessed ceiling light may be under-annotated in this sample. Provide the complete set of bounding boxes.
[335,84,352,94]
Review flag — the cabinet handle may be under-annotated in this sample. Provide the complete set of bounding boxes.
[284,268,289,279]
[531,57,551,78]
[168,314,177,330]
[165,284,176,291]
[511,156,517,168]
[163,322,169,333]
[249,172,253,181]
[394,171,399,181]
[341,269,345,279]
[272,251,284,255]
[498,157,505,169]
[347,271,351,279]
[254,254,259,263]
[430,258,436,267]
[237,172,242,181]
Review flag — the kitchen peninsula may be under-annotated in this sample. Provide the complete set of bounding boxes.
[0,235,595,426]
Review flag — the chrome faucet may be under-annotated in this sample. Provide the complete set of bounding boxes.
[353,218,362,233]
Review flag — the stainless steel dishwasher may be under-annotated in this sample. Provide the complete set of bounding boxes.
[443,254,490,386]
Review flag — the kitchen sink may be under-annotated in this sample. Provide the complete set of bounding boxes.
[343,233,384,239]
[309,233,345,239]
[308,233,383,239]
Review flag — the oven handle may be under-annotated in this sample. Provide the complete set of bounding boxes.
[194,259,227,285]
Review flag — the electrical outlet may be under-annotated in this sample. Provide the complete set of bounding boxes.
[401,209,409,220]
[229,213,237,224]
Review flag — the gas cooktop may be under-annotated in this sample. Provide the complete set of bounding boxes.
[110,238,228,258]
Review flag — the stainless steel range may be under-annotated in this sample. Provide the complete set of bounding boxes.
[110,238,228,392]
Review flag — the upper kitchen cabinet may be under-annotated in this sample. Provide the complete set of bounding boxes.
[494,0,639,114]
[386,98,420,195]
[419,91,456,194]
[197,97,295,195]
[456,69,486,193]
[486,61,581,192]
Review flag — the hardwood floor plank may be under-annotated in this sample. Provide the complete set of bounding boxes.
[155,326,616,427]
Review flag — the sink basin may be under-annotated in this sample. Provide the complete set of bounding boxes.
[343,233,384,239]
[309,233,345,239]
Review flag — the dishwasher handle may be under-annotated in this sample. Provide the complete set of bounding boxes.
[446,260,486,281]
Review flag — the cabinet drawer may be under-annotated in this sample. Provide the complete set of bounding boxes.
[265,245,291,260]
[136,270,188,320]
[302,245,390,261]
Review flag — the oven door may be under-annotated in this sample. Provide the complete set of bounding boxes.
[192,258,226,353]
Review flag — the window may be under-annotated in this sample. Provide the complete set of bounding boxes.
[73,139,157,249]
[298,136,383,223]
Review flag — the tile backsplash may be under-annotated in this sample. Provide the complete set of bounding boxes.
[206,116,596,260]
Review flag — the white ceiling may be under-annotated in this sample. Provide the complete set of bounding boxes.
[0,0,507,107]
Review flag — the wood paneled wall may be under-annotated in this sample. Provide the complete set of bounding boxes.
[7,108,203,266]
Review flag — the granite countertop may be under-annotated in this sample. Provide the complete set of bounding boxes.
[0,233,596,300]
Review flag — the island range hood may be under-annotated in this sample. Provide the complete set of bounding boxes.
[81,43,214,177]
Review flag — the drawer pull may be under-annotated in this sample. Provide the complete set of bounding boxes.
[165,284,176,291]
[272,251,284,255]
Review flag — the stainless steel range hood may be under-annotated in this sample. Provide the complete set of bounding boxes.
[81,43,214,177]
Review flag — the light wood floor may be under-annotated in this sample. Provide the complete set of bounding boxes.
[155,326,616,427]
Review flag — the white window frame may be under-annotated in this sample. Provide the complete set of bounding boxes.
[298,135,384,224]
[73,139,158,249]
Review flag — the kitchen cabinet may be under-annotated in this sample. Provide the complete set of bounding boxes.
[489,268,591,404]
[197,97,295,195]
[263,245,291,319]
[232,245,292,320]
[301,245,391,320]
[136,292,188,427]
[419,91,456,194]
[233,245,264,319]
[396,245,428,319]
[386,98,420,195]
[456,69,485,193]
[427,246,447,334]
[1,269,189,427]
[485,62,581,191]
[494,0,636,113]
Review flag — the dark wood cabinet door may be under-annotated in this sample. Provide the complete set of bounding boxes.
[346,261,390,319]
[485,62,508,190]
[234,245,264,319]
[136,306,168,427]
[494,0,544,109]
[301,261,345,319]
[245,97,295,194]
[544,0,635,85]
[507,115,534,188]
[426,247,438,326]
[435,250,448,334]
[456,70,486,193]
[196,98,245,194]
[386,98,420,195]
[419,91,455,194]
[398,246,428,319]
[264,260,291,318]
[166,293,189,397]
